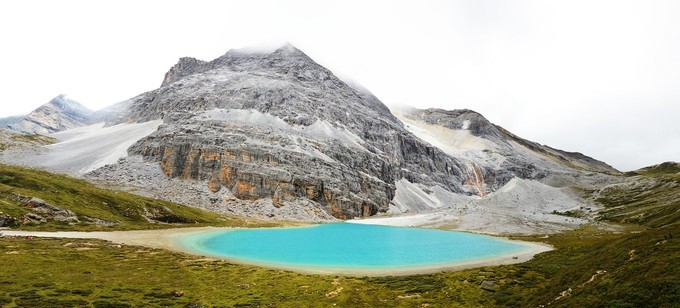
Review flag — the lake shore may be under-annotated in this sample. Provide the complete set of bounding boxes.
[0,226,553,276]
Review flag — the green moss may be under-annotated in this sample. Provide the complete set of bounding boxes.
[0,164,282,230]
[1,222,676,307]
[594,174,679,228]
[0,133,56,153]
[9,134,57,145]
[0,237,493,307]
[0,164,677,306]
[634,162,680,176]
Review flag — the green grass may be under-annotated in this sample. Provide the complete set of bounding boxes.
[496,224,678,307]
[0,223,676,307]
[9,134,57,145]
[0,237,495,307]
[630,161,680,178]
[0,164,281,231]
[0,164,677,306]
[595,166,680,228]
[0,133,56,152]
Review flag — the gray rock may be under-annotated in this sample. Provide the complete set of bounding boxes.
[0,215,19,227]
[99,44,481,219]
[7,95,93,135]
[23,213,46,224]
[479,280,499,292]
[0,116,22,128]
[21,197,80,223]
[83,44,617,221]
[4,44,619,225]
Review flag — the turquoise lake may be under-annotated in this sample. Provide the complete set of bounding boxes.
[176,223,531,271]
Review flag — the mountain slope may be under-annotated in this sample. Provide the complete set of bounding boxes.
[94,45,497,219]
[393,108,618,188]
[5,45,617,226]
[6,95,93,135]
[0,164,273,230]
[592,161,679,228]
[0,116,21,128]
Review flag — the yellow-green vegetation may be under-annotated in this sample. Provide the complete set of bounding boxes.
[0,223,676,307]
[9,134,57,145]
[0,132,56,152]
[0,237,496,307]
[497,224,678,307]
[595,162,680,228]
[0,163,677,307]
[0,164,280,230]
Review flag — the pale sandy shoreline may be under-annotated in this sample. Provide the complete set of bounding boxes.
[0,226,553,276]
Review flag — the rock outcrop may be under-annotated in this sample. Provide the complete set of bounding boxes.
[12,44,617,222]
[394,107,619,190]
[6,95,93,135]
[96,45,493,219]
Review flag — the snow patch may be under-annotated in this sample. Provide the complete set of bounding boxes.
[38,120,162,173]
[462,119,471,130]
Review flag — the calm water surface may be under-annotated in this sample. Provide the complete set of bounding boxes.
[177,223,529,269]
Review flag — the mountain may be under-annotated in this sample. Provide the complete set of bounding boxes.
[2,44,619,231]
[93,44,463,219]
[5,95,93,135]
[393,107,618,183]
[0,116,22,128]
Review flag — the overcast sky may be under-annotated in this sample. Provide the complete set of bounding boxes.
[1,0,678,171]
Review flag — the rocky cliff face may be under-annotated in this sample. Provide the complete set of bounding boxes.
[393,107,618,193]
[397,107,619,176]
[68,44,616,221]
[97,45,493,219]
[6,95,93,135]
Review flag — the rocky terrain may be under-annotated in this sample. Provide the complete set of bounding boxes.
[1,44,623,233]
[3,95,93,135]
[92,44,513,220]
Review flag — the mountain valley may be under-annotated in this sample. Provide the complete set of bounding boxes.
[0,44,677,307]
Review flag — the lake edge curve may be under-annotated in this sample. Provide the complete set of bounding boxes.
[171,224,554,276]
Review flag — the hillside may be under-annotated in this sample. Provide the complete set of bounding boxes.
[593,161,680,228]
[5,95,93,135]
[0,45,624,235]
[0,164,277,231]
[0,164,676,306]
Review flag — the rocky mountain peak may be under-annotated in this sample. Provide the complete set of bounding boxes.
[271,43,308,57]
[161,57,209,87]
[74,44,619,222]
[117,44,398,128]
[404,108,504,141]
[6,95,93,135]
[161,43,319,87]
[46,94,92,116]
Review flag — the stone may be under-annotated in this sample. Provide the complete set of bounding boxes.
[81,44,617,221]
[479,280,499,292]
[100,45,480,219]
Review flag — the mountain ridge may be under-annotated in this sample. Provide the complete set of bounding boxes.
[3,95,93,135]
[1,44,619,228]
